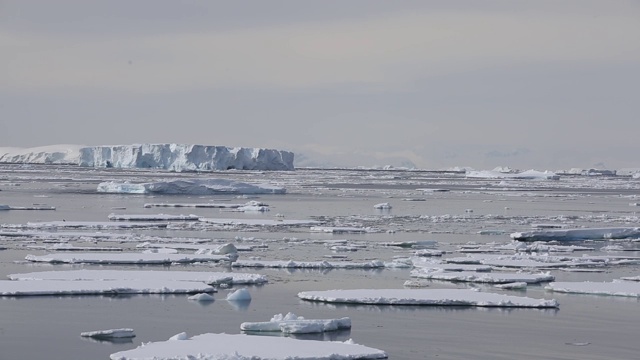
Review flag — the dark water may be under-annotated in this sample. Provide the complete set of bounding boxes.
[1,166,639,359]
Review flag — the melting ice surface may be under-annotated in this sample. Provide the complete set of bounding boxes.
[109,333,387,360]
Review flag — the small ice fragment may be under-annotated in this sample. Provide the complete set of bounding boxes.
[80,328,135,339]
[188,293,215,301]
[169,332,188,341]
[373,203,392,209]
[227,288,251,301]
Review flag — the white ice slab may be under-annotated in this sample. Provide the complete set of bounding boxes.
[26,221,168,229]
[108,214,200,221]
[298,289,558,308]
[0,280,214,296]
[8,270,267,285]
[81,329,136,339]
[241,312,351,334]
[545,281,640,297]
[621,275,640,281]
[98,179,285,195]
[200,218,320,226]
[109,333,387,360]
[232,259,385,269]
[411,270,554,284]
[25,253,235,265]
[511,227,640,241]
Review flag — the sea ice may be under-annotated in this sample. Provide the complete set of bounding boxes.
[98,179,285,195]
[109,333,387,360]
[466,170,560,180]
[310,226,369,234]
[373,203,392,209]
[240,312,351,334]
[511,227,640,241]
[26,221,168,229]
[24,252,236,265]
[545,281,640,297]
[0,280,214,296]
[494,282,528,290]
[108,214,200,221]
[8,269,268,285]
[188,293,215,301]
[298,289,558,308]
[200,218,320,226]
[410,270,555,284]
[232,259,385,269]
[226,288,251,301]
[81,329,136,339]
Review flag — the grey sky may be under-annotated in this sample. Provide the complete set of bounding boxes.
[2,0,639,170]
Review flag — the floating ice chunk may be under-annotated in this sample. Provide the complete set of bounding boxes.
[81,329,135,339]
[0,204,9,210]
[410,270,554,284]
[0,280,214,296]
[373,203,392,209]
[169,332,189,341]
[144,202,243,208]
[620,275,640,282]
[188,293,215,301]
[381,240,437,249]
[108,214,200,221]
[98,179,285,195]
[298,289,558,308]
[466,170,560,180]
[494,282,528,290]
[511,227,640,241]
[241,312,351,334]
[109,333,387,360]
[545,281,640,297]
[0,205,55,210]
[226,288,251,301]
[8,270,267,285]
[310,226,369,234]
[232,259,385,269]
[26,221,168,229]
[24,252,236,265]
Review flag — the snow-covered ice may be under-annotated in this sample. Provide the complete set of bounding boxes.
[511,227,640,241]
[545,281,640,297]
[24,252,236,265]
[109,333,387,360]
[0,280,214,296]
[8,270,268,285]
[98,179,285,195]
[410,270,555,284]
[240,312,351,334]
[298,289,558,308]
[81,329,135,339]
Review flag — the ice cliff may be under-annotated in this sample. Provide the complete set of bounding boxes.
[0,144,294,171]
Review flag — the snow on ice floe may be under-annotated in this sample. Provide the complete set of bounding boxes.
[232,260,385,269]
[410,270,554,284]
[0,280,214,296]
[24,252,236,265]
[98,179,285,195]
[466,169,560,180]
[81,329,135,339]
[545,281,640,298]
[240,313,351,334]
[511,227,640,242]
[298,289,558,308]
[8,270,268,285]
[109,333,387,360]
[108,214,200,221]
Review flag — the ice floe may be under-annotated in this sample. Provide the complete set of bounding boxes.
[109,333,387,360]
[24,252,236,265]
[200,218,320,226]
[466,169,560,180]
[98,179,285,195]
[108,214,200,221]
[410,270,554,284]
[25,221,169,229]
[298,289,558,308]
[188,293,215,301]
[240,312,351,334]
[373,202,392,209]
[511,227,640,241]
[232,260,385,269]
[310,226,369,234]
[0,280,214,296]
[81,329,135,339]
[545,281,640,297]
[8,270,267,285]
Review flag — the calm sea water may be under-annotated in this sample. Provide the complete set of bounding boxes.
[1,165,639,359]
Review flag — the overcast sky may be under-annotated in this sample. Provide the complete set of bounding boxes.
[2,0,639,170]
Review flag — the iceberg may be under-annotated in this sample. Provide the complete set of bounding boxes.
[511,227,640,241]
[240,313,351,334]
[109,333,387,360]
[298,289,558,308]
[98,179,285,195]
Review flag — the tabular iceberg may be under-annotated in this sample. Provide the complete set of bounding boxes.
[80,144,294,170]
[0,144,294,171]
